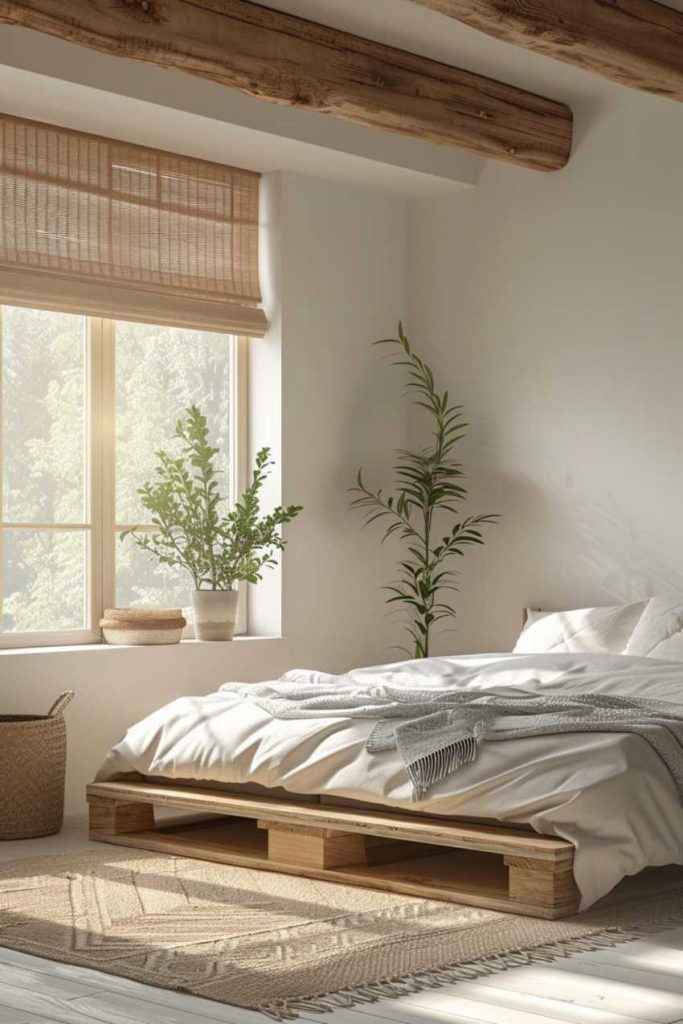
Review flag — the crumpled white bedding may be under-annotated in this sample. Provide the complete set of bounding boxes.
[96,651,683,909]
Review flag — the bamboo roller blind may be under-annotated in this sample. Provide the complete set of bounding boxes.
[0,112,267,336]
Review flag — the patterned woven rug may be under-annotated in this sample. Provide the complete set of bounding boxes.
[1,849,683,1020]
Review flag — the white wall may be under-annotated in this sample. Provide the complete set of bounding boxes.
[409,85,683,655]
[0,172,408,813]
[9,7,683,815]
[278,174,407,665]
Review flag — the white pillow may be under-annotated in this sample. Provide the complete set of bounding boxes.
[624,597,683,660]
[513,601,647,655]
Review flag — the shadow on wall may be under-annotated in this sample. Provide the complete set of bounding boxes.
[568,491,683,603]
[428,470,538,655]
[442,467,683,657]
[566,93,615,154]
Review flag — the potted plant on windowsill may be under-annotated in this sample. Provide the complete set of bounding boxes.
[121,405,302,641]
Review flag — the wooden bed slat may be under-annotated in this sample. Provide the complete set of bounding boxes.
[87,780,573,861]
[85,779,582,919]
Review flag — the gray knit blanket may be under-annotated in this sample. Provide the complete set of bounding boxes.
[248,684,683,800]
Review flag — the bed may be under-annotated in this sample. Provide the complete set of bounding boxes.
[87,598,683,920]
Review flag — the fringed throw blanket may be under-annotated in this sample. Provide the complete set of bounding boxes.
[247,685,683,800]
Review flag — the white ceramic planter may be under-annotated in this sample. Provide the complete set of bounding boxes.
[191,590,238,641]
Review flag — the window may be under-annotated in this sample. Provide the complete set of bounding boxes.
[0,305,246,648]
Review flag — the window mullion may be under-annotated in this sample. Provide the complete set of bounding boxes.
[234,336,248,636]
[0,306,4,633]
[88,317,104,636]
[100,319,116,618]
[89,316,116,637]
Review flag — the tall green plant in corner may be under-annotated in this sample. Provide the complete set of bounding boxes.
[350,324,498,659]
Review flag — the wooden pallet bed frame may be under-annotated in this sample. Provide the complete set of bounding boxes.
[87,777,581,920]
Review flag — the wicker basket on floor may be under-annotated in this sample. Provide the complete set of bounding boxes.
[0,692,74,840]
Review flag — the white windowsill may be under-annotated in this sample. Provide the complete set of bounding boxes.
[0,636,283,656]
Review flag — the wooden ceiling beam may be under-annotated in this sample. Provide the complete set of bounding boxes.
[0,0,572,171]
[409,0,683,102]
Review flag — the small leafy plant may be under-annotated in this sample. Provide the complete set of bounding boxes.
[350,324,498,658]
[121,405,302,590]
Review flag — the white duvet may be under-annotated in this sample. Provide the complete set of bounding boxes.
[97,651,683,908]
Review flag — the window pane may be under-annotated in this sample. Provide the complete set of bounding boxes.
[115,322,232,526]
[1,306,87,523]
[116,531,193,620]
[2,530,87,632]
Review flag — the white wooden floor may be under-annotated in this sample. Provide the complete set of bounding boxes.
[1,820,683,1024]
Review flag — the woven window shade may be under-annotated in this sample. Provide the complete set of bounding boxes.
[0,112,267,336]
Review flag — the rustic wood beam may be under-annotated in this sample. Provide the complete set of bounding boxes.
[409,0,683,102]
[0,0,572,171]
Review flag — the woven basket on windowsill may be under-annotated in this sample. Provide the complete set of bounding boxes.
[0,692,74,840]
[99,608,187,646]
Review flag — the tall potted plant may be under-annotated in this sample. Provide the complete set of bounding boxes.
[122,405,302,640]
[351,323,498,658]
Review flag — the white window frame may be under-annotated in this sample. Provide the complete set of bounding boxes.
[0,312,247,649]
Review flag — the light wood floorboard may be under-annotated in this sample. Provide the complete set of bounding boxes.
[359,979,665,1024]
[1,819,683,1024]
[0,1010,59,1024]
[575,934,683,976]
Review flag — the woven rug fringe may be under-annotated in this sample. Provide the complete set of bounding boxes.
[258,919,681,1021]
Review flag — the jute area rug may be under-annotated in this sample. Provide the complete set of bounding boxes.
[1,849,683,1020]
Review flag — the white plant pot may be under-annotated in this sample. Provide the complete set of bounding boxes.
[192,590,238,641]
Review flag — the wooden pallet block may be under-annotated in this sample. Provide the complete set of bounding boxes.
[86,779,581,920]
